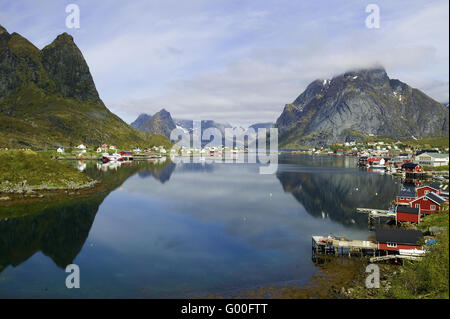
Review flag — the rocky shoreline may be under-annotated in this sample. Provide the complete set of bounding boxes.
[0,179,101,205]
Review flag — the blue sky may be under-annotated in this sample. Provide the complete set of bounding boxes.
[1,0,448,126]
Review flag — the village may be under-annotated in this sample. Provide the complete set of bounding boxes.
[313,182,448,260]
[2,139,448,266]
[312,139,449,265]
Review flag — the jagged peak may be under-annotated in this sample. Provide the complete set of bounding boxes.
[8,32,40,56]
[54,32,74,43]
[0,25,11,50]
[342,65,387,78]
[328,65,390,87]
[157,108,170,114]
[43,32,76,51]
[309,79,331,89]
[0,25,9,35]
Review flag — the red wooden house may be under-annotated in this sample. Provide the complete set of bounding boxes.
[396,190,416,206]
[396,206,420,224]
[401,162,423,173]
[375,228,423,252]
[416,184,441,197]
[410,192,446,215]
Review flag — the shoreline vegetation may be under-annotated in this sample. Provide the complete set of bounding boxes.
[0,150,100,204]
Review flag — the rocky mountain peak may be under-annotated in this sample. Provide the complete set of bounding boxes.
[131,109,176,138]
[53,32,74,44]
[0,25,8,35]
[41,32,99,101]
[0,26,11,50]
[276,66,449,147]
[131,113,151,128]
[156,108,171,117]
[341,66,389,86]
[8,32,40,56]
[0,26,172,149]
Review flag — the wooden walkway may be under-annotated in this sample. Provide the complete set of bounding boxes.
[312,235,425,263]
[356,208,395,218]
[312,236,377,249]
[370,255,422,262]
[312,236,377,258]
[356,208,396,229]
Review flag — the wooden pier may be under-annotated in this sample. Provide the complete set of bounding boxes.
[369,254,422,262]
[356,208,392,215]
[356,207,396,229]
[312,235,426,263]
[312,235,377,258]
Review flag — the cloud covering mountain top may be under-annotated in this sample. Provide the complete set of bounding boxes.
[1,0,448,126]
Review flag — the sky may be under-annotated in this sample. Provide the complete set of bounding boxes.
[0,0,448,126]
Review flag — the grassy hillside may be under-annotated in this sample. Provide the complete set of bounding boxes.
[0,26,171,150]
[0,150,94,192]
[389,205,449,298]
[399,137,449,149]
[0,83,171,150]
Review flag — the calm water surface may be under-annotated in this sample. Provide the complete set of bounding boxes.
[0,154,400,298]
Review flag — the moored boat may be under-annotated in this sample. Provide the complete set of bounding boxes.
[120,151,134,161]
[101,152,122,163]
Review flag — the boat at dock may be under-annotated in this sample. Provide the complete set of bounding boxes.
[119,151,134,161]
[101,152,123,163]
[367,157,386,170]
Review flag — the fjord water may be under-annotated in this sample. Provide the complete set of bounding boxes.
[0,155,400,298]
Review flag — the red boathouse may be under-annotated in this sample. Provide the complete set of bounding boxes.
[396,190,416,206]
[396,206,420,224]
[375,228,423,252]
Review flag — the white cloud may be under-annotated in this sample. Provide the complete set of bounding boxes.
[2,0,448,125]
[102,0,449,126]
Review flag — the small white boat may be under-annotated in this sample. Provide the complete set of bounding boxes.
[371,165,387,170]
[101,152,122,163]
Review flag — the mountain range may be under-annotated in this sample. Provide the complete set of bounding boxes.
[131,109,234,140]
[1,24,447,150]
[130,109,176,138]
[0,25,170,149]
[276,67,449,148]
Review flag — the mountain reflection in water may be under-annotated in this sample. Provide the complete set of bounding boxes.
[0,160,175,275]
[276,156,399,225]
[0,155,401,298]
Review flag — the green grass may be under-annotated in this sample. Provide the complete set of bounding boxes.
[0,150,92,189]
[389,205,449,299]
[0,84,172,150]
[1,30,172,151]
[422,165,449,172]
[399,137,449,150]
